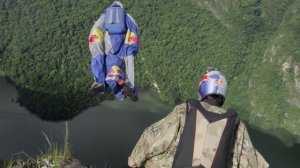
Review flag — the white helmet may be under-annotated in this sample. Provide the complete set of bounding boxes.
[198,67,228,105]
[111,1,123,8]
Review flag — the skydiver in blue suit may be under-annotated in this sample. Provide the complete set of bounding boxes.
[88,1,139,101]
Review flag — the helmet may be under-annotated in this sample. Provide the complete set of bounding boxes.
[111,1,123,8]
[198,67,228,105]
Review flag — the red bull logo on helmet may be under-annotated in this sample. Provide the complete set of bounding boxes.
[105,65,124,82]
[199,75,209,85]
[108,65,123,76]
[216,79,223,85]
[201,75,209,81]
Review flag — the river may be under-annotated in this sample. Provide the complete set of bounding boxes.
[0,77,299,168]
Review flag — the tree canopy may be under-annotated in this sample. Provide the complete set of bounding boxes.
[0,0,300,136]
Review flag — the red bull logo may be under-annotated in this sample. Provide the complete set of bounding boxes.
[201,75,209,81]
[125,30,138,44]
[89,28,103,43]
[89,35,99,43]
[216,79,223,85]
[108,65,123,76]
[106,66,124,83]
[128,35,138,43]
[199,75,209,85]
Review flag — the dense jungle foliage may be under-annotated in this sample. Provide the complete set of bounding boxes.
[0,0,299,137]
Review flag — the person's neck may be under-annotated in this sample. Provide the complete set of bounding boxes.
[202,97,222,107]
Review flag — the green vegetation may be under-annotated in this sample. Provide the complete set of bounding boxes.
[4,144,72,168]
[0,71,5,76]
[3,123,85,168]
[0,161,4,168]
[0,0,300,136]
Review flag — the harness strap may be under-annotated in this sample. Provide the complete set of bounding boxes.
[172,102,197,168]
[172,99,240,168]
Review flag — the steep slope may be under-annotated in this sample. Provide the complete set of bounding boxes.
[0,0,110,120]
[0,0,299,137]
[249,0,300,135]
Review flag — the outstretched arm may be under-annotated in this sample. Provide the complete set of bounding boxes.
[231,122,269,168]
[124,56,135,88]
[125,13,139,56]
[124,13,139,88]
[89,14,106,84]
[128,104,186,167]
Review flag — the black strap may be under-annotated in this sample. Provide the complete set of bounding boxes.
[172,102,197,168]
[211,112,240,168]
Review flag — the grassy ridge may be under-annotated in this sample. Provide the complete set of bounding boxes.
[2,123,85,168]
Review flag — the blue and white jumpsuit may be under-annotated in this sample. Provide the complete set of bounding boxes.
[88,2,139,100]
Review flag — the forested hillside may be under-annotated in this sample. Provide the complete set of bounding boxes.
[0,0,299,137]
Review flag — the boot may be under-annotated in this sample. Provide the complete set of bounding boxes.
[88,82,105,96]
[123,84,138,102]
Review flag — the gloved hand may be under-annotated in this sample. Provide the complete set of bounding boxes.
[117,79,125,87]
[131,86,138,97]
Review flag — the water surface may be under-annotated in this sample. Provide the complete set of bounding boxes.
[0,77,299,167]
